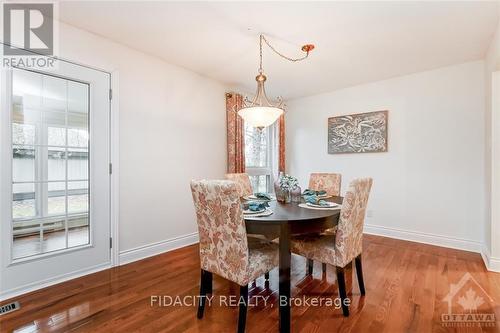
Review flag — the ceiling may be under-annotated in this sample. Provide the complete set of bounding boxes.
[59,1,499,100]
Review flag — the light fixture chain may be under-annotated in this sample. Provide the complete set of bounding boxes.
[261,34,310,63]
[240,33,313,128]
[259,35,263,74]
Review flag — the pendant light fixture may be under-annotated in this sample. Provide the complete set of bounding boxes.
[238,34,314,129]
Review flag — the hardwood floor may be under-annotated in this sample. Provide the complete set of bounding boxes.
[1,235,500,333]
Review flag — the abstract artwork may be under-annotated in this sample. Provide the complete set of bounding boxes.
[328,110,388,154]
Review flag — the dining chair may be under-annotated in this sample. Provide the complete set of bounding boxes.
[308,172,342,196]
[225,173,272,244]
[291,177,373,317]
[226,173,253,197]
[190,180,279,333]
[307,172,342,273]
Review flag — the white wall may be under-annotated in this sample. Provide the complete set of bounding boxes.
[286,61,485,251]
[58,23,227,257]
[484,14,500,270]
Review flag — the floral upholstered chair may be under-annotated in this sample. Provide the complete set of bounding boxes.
[291,177,373,317]
[225,173,253,197]
[308,172,342,197]
[190,180,279,332]
[307,172,342,273]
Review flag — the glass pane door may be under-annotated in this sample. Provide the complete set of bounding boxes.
[1,57,110,300]
[11,68,90,260]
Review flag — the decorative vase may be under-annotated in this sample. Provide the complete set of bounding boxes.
[274,172,285,203]
[291,185,302,203]
[283,190,291,204]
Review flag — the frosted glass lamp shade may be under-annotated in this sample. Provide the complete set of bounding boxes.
[238,106,283,128]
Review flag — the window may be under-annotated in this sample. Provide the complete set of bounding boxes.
[244,122,279,193]
[11,69,90,260]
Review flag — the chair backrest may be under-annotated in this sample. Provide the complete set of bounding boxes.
[335,178,373,267]
[190,179,250,284]
[225,173,253,197]
[308,173,342,196]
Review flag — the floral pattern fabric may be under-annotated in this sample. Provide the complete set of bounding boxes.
[191,180,278,286]
[291,178,373,268]
[226,93,245,173]
[279,113,286,172]
[308,173,342,196]
[225,173,253,197]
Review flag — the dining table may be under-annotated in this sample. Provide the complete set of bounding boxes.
[244,196,343,333]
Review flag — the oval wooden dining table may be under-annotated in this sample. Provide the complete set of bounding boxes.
[244,196,343,333]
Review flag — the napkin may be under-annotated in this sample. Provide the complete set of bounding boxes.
[304,195,330,206]
[254,192,272,200]
[316,200,330,207]
[304,195,318,204]
[246,201,270,212]
[303,189,327,196]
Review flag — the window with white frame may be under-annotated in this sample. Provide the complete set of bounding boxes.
[244,122,279,193]
[11,68,90,260]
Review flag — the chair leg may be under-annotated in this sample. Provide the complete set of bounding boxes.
[238,285,249,333]
[336,266,349,317]
[264,272,269,281]
[206,270,213,294]
[307,259,313,275]
[197,269,211,319]
[355,254,365,295]
[322,263,327,274]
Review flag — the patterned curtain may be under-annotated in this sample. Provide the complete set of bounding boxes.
[226,92,245,173]
[278,113,285,172]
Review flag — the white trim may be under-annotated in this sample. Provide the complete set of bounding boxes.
[0,69,10,297]
[0,262,111,302]
[490,71,500,272]
[364,224,483,253]
[489,257,500,272]
[481,244,500,272]
[481,245,490,270]
[365,224,500,272]
[119,232,199,265]
[110,70,120,266]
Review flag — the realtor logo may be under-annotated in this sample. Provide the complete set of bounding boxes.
[3,3,54,56]
[441,272,496,328]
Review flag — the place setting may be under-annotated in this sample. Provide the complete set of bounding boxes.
[243,192,276,202]
[242,200,274,217]
[299,194,341,210]
[302,189,331,199]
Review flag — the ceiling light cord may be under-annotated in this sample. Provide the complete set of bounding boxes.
[239,34,314,129]
[258,34,311,74]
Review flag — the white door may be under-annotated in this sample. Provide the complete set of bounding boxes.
[0,58,111,299]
